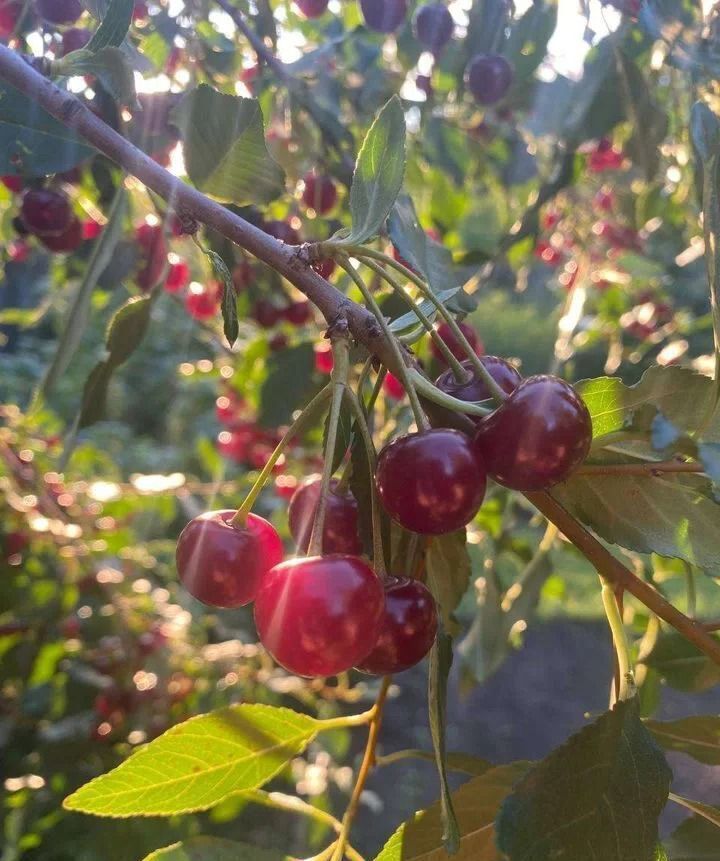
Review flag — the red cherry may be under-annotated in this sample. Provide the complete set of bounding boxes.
[0,0,23,37]
[376,429,487,534]
[294,0,328,16]
[288,475,362,555]
[594,188,614,212]
[360,0,407,32]
[465,54,514,105]
[1,175,22,194]
[8,240,29,262]
[314,341,333,374]
[185,282,219,320]
[4,530,27,558]
[312,258,336,279]
[164,259,190,293]
[215,394,243,425]
[269,332,288,351]
[37,0,82,25]
[474,375,592,491]
[21,189,72,237]
[132,1,148,22]
[588,139,624,172]
[40,216,82,253]
[60,27,91,55]
[301,171,337,215]
[217,428,253,462]
[435,356,521,412]
[136,222,168,290]
[283,300,313,326]
[413,3,454,53]
[252,298,283,328]
[383,372,405,401]
[534,241,563,266]
[254,555,384,677]
[82,219,102,240]
[176,510,283,608]
[356,577,438,674]
[431,320,483,363]
[275,474,298,500]
[264,219,300,245]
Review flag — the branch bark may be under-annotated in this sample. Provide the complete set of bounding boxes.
[0,46,390,366]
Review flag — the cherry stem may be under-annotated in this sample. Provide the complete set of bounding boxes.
[600,576,635,704]
[308,337,351,556]
[408,368,492,417]
[231,384,333,528]
[350,246,508,404]
[345,387,386,578]
[330,676,392,861]
[361,257,468,381]
[338,254,430,431]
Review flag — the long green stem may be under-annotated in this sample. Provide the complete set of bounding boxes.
[408,368,492,417]
[600,577,635,703]
[345,388,386,577]
[231,385,332,527]
[361,257,468,381]
[338,254,429,430]
[350,246,508,403]
[308,338,351,556]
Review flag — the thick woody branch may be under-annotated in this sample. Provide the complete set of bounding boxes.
[0,46,391,366]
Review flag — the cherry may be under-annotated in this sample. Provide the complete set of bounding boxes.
[465,54,514,105]
[252,299,283,328]
[269,332,288,352]
[356,577,438,674]
[314,341,333,374]
[474,375,592,491]
[176,509,283,608]
[588,138,624,172]
[383,372,405,401]
[376,429,487,534]
[294,0,328,16]
[312,258,336,279]
[0,1,23,37]
[164,259,190,293]
[135,222,168,290]
[217,428,254,462]
[232,260,253,291]
[431,320,483,364]
[37,0,82,25]
[264,219,300,245]
[413,3,454,53]
[3,530,27,558]
[82,219,102,240]
[132,1,148,22]
[60,26,91,55]
[435,356,521,411]
[2,175,22,194]
[288,475,362,555]
[301,171,337,215]
[360,0,407,33]
[283,300,313,326]
[254,555,384,677]
[185,282,219,320]
[534,241,563,266]
[40,216,82,253]
[216,393,243,425]
[20,189,72,237]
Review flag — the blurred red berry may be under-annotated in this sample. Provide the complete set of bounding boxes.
[383,372,405,400]
[431,321,483,363]
[165,259,190,293]
[314,341,333,374]
[185,282,218,320]
[301,171,337,215]
[82,219,102,240]
[1,175,22,194]
[312,258,336,279]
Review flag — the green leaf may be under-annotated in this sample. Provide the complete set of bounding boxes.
[57,47,136,105]
[87,0,133,50]
[670,796,720,829]
[503,1,557,83]
[142,838,291,860]
[426,531,472,638]
[63,704,319,817]
[553,470,720,574]
[258,344,316,428]
[0,80,96,175]
[617,52,668,181]
[201,249,237,347]
[36,188,127,401]
[645,633,720,692]
[665,816,720,860]
[647,716,720,764]
[374,762,531,860]
[496,698,672,861]
[346,96,406,244]
[428,630,460,855]
[171,84,285,206]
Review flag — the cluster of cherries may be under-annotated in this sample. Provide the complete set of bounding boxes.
[177,322,592,679]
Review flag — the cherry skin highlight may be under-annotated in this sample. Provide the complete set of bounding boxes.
[356,577,438,674]
[176,510,283,608]
[474,375,592,490]
[376,429,487,534]
[360,0,407,33]
[288,475,362,555]
[21,189,72,237]
[254,555,385,677]
[465,54,514,105]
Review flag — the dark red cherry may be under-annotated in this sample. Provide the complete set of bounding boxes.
[264,219,300,245]
[185,282,219,320]
[60,26,91,55]
[465,54,514,105]
[136,222,168,290]
[40,216,82,253]
[294,0,328,17]
[413,3,454,53]
[288,475,362,555]
[37,0,82,25]
[431,320,483,363]
[356,577,437,674]
[312,258,336,279]
[435,356,521,410]
[254,555,384,677]
[232,260,253,291]
[252,298,283,328]
[283,300,313,326]
[20,189,72,237]
[176,509,283,608]
[0,1,23,37]
[2,175,23,194]
[360,0,407,33]
[474,375,592,490]
[301,171,337,215]
[376,429,487,534]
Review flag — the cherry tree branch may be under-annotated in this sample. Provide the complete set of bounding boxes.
[0,46,389,364]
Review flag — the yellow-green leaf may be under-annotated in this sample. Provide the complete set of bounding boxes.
[142,837,292,861]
